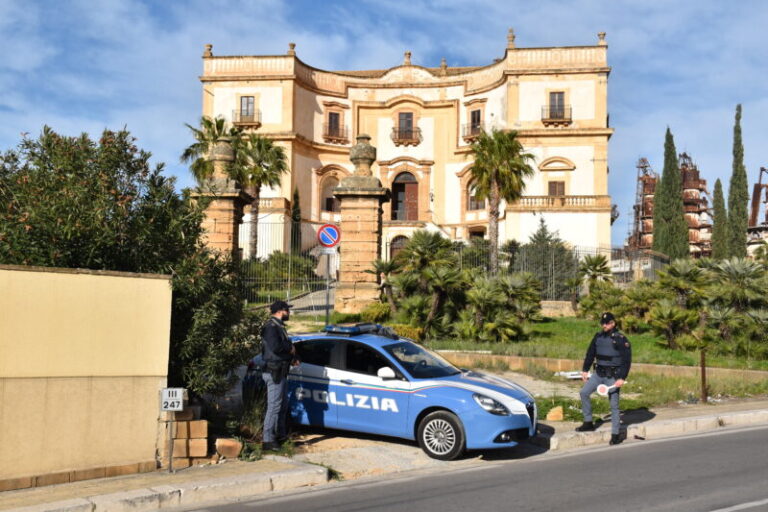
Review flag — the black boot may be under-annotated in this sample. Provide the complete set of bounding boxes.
[609,434,622,445]
[262,442,281,452]
[576,421,595,432]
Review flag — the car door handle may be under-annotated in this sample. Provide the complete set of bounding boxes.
[340,379,355,385]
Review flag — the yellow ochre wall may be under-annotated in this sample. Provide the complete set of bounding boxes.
[0,265,172,482]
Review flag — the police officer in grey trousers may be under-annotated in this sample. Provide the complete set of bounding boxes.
[576,312,632,445]
[261,300,299,452]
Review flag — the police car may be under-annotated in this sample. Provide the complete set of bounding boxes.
[247,323,537,460]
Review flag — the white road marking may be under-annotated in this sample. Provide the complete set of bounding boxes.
[708,498,768,511]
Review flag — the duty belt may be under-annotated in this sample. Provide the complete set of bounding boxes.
[595,365,619,378]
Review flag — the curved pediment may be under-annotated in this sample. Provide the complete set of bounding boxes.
[381,66,439,84]
[539,157,576,172]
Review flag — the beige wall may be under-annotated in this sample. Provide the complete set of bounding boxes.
[0,265,172,481]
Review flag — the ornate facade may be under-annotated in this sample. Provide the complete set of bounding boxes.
[198,30,613,258]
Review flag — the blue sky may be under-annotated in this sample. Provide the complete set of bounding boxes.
[1,0,766,246]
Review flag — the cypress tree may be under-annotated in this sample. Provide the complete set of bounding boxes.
[290,187,302,254]
[711,178,729,260]
[652,128,689,259]
[727,104,749,258]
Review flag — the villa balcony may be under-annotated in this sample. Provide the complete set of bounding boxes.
[461,123,487,142]
[391,127,422,147]
[232,110,262,128]
[506,195,611,212]
[541,105,572,126]
[322,124,349,144]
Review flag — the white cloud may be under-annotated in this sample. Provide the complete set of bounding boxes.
[0,0,766,246]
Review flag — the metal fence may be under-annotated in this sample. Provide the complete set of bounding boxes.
[238,221,338,314]
[236,218,669,306]
[387,239,670,301]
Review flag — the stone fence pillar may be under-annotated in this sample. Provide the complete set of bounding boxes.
[193,138,253,257]
[333,134,389,313]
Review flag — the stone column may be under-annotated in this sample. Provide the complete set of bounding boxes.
[194,138,253,257]
[333,134,390,313]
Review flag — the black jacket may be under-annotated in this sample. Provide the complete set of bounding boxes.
[261,316,293,363]
[582,328,632,379]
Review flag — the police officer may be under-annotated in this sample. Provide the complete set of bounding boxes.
[576,312,632,445]
[261,300,298,452]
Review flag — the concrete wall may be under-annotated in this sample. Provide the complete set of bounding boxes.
[0,265,172,487]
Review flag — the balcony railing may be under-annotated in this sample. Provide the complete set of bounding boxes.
[541,105,572,126]
[322,124,349,144]
[391,127,422,147]
[462,123,487,142]
[232,110,262,127]
[391,209,419,221]
[507,195,611,210]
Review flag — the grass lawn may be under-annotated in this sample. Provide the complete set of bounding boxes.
[426,317,768,371]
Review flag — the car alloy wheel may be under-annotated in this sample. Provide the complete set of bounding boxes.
[417,411,465,461]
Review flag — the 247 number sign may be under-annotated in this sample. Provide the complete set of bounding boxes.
[161,388,185,411]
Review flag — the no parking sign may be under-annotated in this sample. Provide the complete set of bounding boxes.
[317,224,340,326]
[317,224,341,248]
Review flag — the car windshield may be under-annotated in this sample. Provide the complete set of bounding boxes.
[383,341,461,379]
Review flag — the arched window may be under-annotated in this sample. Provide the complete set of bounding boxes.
[468,181,485,211]
[392,172,418,220]
[321,177,340,212]
[390,235,409,260]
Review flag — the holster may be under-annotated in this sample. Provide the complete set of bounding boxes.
[266,361,290,384]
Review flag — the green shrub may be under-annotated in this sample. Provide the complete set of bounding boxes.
[387,323,424,341]
[360,302,390,323]
[330,311,362,324]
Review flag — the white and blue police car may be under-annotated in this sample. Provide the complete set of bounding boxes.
[246,323,537,460]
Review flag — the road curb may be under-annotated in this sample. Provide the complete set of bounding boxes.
[532,409,768,451]
[9,461,328,512]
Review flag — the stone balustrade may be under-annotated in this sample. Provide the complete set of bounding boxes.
[507,195,611,211]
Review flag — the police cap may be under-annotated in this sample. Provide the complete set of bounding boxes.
[270,300,293,313]
[600,312,616,325]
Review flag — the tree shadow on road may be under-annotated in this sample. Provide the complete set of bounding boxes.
[616,407,656,426]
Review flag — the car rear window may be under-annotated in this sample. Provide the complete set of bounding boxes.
[295,339,335,367]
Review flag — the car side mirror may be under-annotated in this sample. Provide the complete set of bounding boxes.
[377,367,396,380]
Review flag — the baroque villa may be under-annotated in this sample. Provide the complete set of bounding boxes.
[198,30,613,259]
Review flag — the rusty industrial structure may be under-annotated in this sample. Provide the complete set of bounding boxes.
[747,166,768,252]
[627,154,712,257]
[627,158,657,251]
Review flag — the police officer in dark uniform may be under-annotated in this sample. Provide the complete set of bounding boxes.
[261,300,298,451]
[576,312,632,445]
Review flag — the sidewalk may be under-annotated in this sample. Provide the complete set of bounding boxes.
[534,398,768,451]
[1,399,766,512]
[0,458,327,512]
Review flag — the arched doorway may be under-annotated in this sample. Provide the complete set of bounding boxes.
[390,235,409,260]
[391,172,418,220]
[320,176,340,213]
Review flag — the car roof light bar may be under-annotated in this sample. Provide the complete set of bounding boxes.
[323,323,399,339]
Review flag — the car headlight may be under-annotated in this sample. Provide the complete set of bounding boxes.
[473,394,510,416]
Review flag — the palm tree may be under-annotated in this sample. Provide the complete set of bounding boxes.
[181,116,241,185]
[709,258,766,313]
[365,259,400,314]
[395,230,455,292]
[579,254,612,293]
[231,133,289,259]
[424,266,464,327]
[658,258,705,308]
[470,129,535,274]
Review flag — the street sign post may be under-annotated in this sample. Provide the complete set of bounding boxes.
[317,224,340,325]
[161,387,185,473]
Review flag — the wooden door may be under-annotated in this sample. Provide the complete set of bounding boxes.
[404,183,418,220]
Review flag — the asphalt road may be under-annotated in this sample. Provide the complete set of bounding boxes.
[191,426,768,512]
